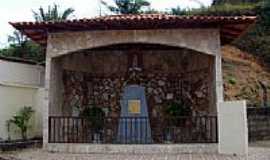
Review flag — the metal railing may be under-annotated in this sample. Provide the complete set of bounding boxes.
[48,116,218,144]
[247,107,270,117]
[247,107,270,141]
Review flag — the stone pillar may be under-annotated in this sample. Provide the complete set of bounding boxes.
[43,56,65,147]
[49,58,64,116]
[208,56,216,114]
[43,56,52,146]
[218,101,248,156]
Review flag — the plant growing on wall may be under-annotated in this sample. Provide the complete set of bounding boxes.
[162,100,191,142]
[8,106,35,140]
[165,100,192,117]
[80,106,105,133]
[164,100,192,126]
[6,120,11,141]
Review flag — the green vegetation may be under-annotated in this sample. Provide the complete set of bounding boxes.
[227,76,237,85]
[170,3,257,16]
[80,106,105,133]
[0,4,75,62]
[170,1,270,66]
[0,31,44,62]
[212,0,261,5]
[1,1,270,66]
[101,0,150,14]
[223,62,236,70]
[234,1,270,65]
[164,100,192,127]
[164,100,192,117]
[32,4,75,22]
[7,107,35,140]
[6,120,11,141]
[236,85,260,104]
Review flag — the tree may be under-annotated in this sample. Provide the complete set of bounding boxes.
[101,0,150,14]
[170,7,186,15]
[8,31,28,46]
[32,4,75,22]
[258,0,270,26]
[233,0,270,65]
[6,31,28,58]
[0,31,44,61]
[0,4,76,62]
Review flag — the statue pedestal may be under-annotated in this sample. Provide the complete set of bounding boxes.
[117,85,152,144]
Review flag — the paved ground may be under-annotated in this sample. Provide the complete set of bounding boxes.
[1,144,270,160]
[250,140,270,148]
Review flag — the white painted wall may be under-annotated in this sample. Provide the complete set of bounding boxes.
[0,60,45,140]
[218,101,248,156]
[0,59,44,87]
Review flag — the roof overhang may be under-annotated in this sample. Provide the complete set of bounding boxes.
[9,14,256,47]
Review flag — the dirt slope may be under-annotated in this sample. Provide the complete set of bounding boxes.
[222,45,270,106]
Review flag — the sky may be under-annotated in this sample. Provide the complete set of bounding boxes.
[0,0,212,48]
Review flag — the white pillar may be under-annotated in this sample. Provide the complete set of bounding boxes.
[218,101,248,156]
[215,50,224,103]
[43,56,51,146]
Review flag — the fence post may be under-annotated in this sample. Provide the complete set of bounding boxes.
[48,117,51,143]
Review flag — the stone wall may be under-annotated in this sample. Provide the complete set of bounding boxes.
[59,48,215,117]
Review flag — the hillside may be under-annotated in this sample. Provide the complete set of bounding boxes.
[212,0,261,5]
[222,45,270,106]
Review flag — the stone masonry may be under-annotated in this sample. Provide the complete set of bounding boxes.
[43,29,223,153]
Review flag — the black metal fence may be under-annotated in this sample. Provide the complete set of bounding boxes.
[48,116,218,144]
[247,107,270,117]
[247,107,270,141]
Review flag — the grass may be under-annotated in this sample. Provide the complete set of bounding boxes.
[228,77,237,85]
[226,73,237,85]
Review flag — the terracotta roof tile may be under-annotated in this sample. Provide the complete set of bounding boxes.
[9,14,256,46]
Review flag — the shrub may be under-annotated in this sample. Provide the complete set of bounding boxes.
[164,100,192,127]
[80,106,105,133]
[227,76,237,85]
[8,106,34,140]
[6,120,11,141]
[165,100,192,117]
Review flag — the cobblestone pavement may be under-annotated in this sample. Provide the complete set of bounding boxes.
[1,147,270,160]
